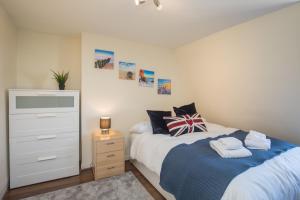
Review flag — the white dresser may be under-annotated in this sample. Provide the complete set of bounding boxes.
[9,89,80,189]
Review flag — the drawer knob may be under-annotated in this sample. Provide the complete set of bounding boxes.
[107,154,115,158]
[37,155,57,162]
[37,114,57,118]
[37,135,57,140]
[106,142,115,145]
[107,166,115,170]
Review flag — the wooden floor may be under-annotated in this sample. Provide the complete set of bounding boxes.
[3,161,166,200]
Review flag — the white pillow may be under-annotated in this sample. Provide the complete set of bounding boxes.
[129,121,152,134]
[205,122,227,132]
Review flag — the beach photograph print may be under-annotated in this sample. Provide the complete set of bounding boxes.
[119,61,136,80]
[94,49,114,69]
[158,79,171,95]
[139,69,155,87]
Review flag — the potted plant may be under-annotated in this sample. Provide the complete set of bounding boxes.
[51,70,69,90]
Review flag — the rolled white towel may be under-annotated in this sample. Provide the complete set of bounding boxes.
[210,140,252,158]
[245,138,271,150]
[218,137,243,150]
[247,130,267,140]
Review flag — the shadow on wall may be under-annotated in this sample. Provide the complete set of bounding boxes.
[5,90,10,188]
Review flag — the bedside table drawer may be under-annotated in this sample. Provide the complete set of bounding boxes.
[94,162,124,179]
[96,150,124,166]
[96,139,123,153]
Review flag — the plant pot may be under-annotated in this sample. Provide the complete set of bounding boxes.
[59,83,65,90]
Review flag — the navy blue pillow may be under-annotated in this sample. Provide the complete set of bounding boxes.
[147,110,172,134]
[173,103,197,116]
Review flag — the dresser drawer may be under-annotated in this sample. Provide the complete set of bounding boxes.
[94,162,124,179]
[9,112,79,137]
[10,132,79,155]
[96,139,124,153]
[9,90,79,114]
[10,148,78,178]
[11,166,78,189]
[95,150,124,166]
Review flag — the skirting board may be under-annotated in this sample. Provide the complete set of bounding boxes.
[81,162,92,170]
[0,182,8,200]
[130,160,175,200]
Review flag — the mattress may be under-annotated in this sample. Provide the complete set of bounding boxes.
[130,122,238,175]
[130,122,300,200]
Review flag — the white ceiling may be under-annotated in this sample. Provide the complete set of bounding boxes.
[0,0,299,48]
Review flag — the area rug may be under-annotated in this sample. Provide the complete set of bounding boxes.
[23,172,154,200]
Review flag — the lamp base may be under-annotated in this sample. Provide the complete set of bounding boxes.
[101,129,110,135]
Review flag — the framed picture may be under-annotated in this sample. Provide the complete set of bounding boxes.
[94,49,114,69]
[158,79,171,95]
[139,69,155,87]
[119,61,136,80]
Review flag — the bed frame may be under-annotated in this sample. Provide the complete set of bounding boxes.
[131,160,175,200]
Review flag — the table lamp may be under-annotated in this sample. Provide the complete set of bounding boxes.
[100,117,111,134]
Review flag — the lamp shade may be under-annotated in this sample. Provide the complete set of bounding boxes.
[100,117,111,130]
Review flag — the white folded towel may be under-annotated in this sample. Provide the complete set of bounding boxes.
[247,130,267,140]
[245,138,271,150]
[210,140,252,158]
[245,130,271,150]
[218,137,243,150]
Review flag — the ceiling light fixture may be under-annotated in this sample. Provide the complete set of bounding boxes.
[135,0,163,10]
[153,0,163,10]
[135,0,146,6]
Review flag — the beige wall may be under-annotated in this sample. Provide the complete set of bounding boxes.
[16,30,81,90]
[2,1,299,176]
[176,3,300,144]
[81,33,192,168]
[0,5,17,198]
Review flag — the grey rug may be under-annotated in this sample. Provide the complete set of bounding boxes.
[23,172,154,200]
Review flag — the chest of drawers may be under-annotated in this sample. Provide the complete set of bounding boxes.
[92,131,125,180]
[9,89,80,188]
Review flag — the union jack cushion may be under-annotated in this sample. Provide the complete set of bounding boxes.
[163,113,207,137]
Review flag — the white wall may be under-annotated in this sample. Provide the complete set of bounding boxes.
[81,33,192,168]
[16,30,81,90]
[0,5,17,198]
[176,3,300,144]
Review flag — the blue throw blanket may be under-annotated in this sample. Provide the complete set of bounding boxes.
[160,130,296,200]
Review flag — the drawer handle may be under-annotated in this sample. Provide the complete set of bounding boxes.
[37,114,57,118]
[106,142,115,145]
[107,154,115,158]
[37,135,57,140]
[107,166,115,170]
[38,155,57,162]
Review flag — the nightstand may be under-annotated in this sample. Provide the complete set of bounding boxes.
[92,130,125,180]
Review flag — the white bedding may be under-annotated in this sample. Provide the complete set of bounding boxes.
[130,122,300,200]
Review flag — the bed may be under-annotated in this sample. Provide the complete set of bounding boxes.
[130,122,300,200]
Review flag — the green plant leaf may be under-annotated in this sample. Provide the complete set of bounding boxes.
[51,70,69,86]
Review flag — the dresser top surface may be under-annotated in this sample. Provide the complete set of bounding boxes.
[9,89,80,92]
[93,130,123,141]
